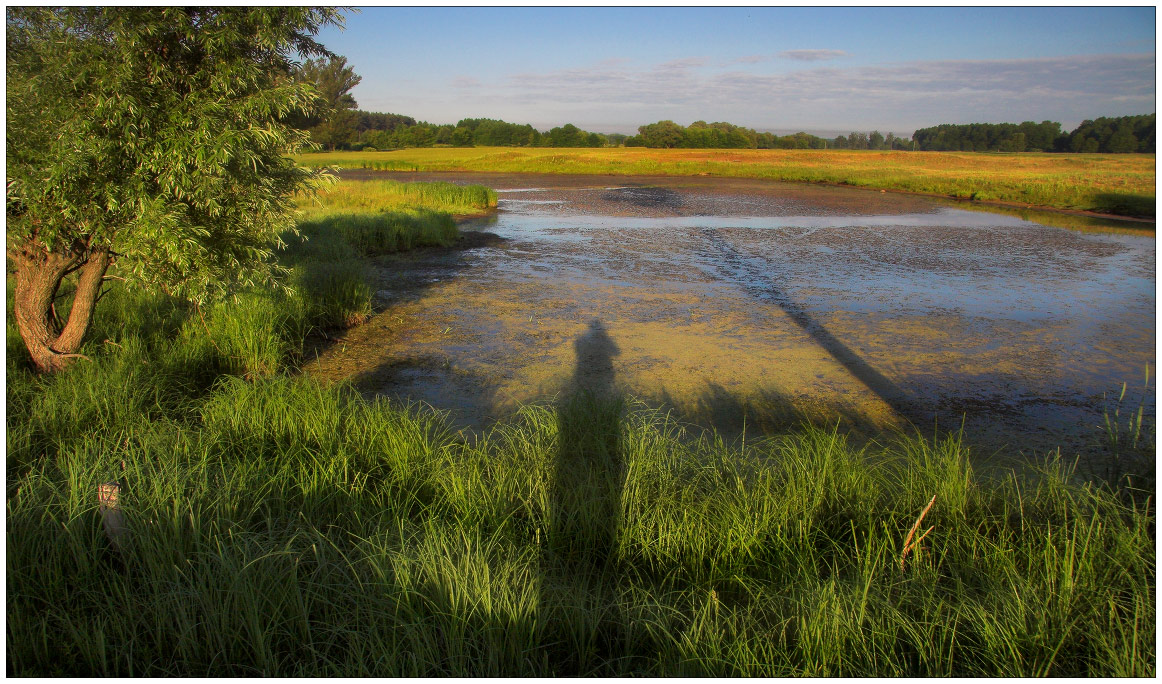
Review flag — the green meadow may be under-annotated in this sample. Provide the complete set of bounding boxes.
[6,178,1155,676]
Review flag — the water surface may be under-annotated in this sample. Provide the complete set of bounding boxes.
[308,172,1155,474]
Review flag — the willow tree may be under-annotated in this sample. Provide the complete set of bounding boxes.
[6,7,341,372]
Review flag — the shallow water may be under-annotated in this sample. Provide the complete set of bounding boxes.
[307,172,1155,474]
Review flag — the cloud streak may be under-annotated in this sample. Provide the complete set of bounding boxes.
[778,49,849,62]
[480,52,1155,131]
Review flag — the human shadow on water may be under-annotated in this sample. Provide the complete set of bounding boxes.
[549,319,625,567]
[539,318,628,673]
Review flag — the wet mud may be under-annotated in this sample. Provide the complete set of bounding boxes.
[307,172,1155,474]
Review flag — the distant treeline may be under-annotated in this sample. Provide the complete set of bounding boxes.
[912,114,1155,153]
[333,109,1155,154]
[344,114,910,152]
[625,120,911,150]
[347,114,616,150]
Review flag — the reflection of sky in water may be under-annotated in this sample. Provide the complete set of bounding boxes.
[477,198,1155,430]
[486,205,1153,328]
[489,207,1034,233]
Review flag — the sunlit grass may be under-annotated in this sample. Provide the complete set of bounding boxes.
[296,147,1155,217]
[297,178,498,218]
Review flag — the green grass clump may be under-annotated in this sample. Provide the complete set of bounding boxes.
[268,178,495,332]
[298,179,497,219]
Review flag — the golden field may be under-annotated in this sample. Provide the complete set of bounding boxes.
[296,147,1156,218]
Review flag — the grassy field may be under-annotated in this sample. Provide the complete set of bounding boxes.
[295,147,1157,218]
[6,181,1155,676]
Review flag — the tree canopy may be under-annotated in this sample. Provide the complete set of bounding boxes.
[624,120,844,150]
[6,7,342,371]
[295,55,363,151]
[911,116,1155,153]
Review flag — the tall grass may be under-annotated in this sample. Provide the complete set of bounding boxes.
[1099,365,1156,488]
[297,178,498,218]
[275,178,496,331]
[6,368,1155,676]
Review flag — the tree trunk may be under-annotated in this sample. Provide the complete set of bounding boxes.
[10,240,112,373]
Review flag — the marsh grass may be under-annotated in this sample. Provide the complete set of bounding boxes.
[6,361,1155,676]
[296,211,460,256]
[269,178,495,334]
[296,148,1155,218]
[1098,366,1156,491]
[5,179,1154,676]
[297,178,498,218]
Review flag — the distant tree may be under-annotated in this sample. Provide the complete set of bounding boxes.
[450,126,474,147]
[998,132,1026,152]
[6,7,339,372]
[868,130,885,150]
[636,120,686,148]
[356,111,416,135]
[1018,120,1061,151]
[1107,124,1138,153]
[296,55,362,150]
[1133,114,1155,152]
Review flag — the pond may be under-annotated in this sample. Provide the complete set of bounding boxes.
[307,172,1155,474]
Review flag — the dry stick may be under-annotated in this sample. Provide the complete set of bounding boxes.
[900,494,936,572]
[97,481,129,553]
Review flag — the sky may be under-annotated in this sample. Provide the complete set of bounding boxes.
[314,6,1157,137]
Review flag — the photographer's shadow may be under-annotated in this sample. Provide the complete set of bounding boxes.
[549,319,625,568]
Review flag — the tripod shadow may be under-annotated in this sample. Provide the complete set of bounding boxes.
[549,319,625,568]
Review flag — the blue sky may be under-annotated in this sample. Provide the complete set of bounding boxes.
[315,7,1156,136]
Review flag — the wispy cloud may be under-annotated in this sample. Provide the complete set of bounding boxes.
[731,54,771,64]
[485,53,1155,130]
[452,76,481,88]
[655,56,711,71]
[778,49,849,62]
